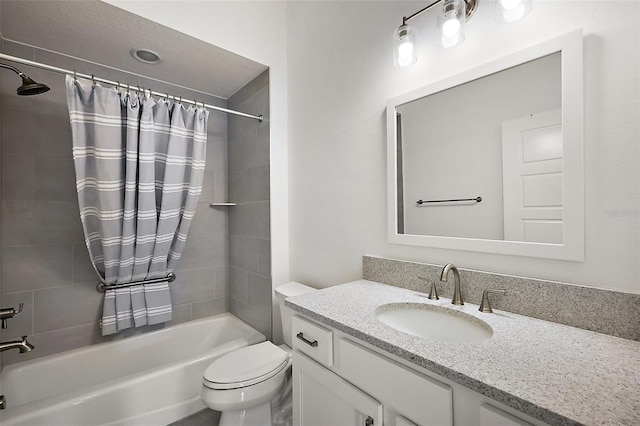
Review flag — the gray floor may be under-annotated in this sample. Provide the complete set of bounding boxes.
[168,409,220,426]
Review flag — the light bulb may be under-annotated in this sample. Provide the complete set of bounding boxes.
[442,18,461,38]
[398,40,414,58]
[439,0,466,48]
[500,0,522,10]
[393,24,417,68]
[496,0,531,23]
[397,55,414,68]
[441,34,462,49]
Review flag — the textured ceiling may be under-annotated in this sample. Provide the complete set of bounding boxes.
[0,0,267,99]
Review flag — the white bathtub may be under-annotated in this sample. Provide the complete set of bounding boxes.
[0,313,265,426]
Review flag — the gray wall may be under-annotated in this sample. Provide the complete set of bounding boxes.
[0,39,230,365]
[228,71,271,340]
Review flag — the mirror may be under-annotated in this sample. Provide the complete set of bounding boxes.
[387,31,584,261]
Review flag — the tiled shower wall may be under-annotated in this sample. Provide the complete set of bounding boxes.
[228,71,272,339]
[0,39,230,365]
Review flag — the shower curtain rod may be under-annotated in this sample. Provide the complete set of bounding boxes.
[0,53,263,122]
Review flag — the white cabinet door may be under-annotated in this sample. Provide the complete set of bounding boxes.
[479,403,534,426]
[293,351,383,426]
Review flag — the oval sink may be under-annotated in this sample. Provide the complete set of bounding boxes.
[375,303,493,343]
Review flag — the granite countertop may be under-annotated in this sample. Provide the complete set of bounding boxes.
[285,280,640,426]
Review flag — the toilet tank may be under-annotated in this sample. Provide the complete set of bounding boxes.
[275,282,317,347]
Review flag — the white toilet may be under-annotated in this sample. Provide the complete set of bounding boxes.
[201,282,316,426]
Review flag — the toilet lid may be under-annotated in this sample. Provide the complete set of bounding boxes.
[203,341,288,389]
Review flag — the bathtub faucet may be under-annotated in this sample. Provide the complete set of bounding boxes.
[0,336,35,353]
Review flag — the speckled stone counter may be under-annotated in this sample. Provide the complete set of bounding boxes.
[285,280,640,426]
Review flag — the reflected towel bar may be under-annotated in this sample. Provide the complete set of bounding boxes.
[416,196,482,205]
[97,273,176,292]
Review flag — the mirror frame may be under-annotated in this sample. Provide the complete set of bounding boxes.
[387,30,584,261]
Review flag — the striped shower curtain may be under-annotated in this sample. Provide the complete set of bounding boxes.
[66,76,208,335]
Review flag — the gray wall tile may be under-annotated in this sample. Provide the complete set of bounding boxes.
[168,303,193,327]
[192,298,227,320]
[2,154,34,200]
[201,170,215,202]
[170,267,216,306]
[34,157,77,201]
[2,244,73,292]
[229,130,257,173]
[228,70,271,340]
[248,164,270,202]
[1,107,37,155]
[2,200,84,246]
[229,235,258,273]
[177,235,227,271]
[229,266,249,304]
[213,171,228,203]
[229,170,248,204]
[214,265,228,299]
[257,239,271,278]
[248,272,272,307]
[256,125,270,166]
[72,243,100,285]
[34,283,104,333]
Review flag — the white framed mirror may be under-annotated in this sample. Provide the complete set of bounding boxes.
[387,30,584,261]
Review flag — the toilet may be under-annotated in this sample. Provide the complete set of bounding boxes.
[201,282,316,426]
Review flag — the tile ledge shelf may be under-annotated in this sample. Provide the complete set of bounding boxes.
[209,202,237,206]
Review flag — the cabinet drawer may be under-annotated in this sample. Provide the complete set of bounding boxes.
[292,315,333,367]
[337,338,453,426]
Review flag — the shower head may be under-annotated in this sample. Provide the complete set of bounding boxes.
[17,74,50,96]
[0,62,50,96]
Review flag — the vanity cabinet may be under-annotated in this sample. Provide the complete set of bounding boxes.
[293,351,382,426]
[292,314,544,426]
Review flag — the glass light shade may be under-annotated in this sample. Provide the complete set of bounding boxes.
[393,24,417,68]
[496,0,532,23]
[439,0,466,48]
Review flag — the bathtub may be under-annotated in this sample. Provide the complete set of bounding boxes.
[0,313,265,426]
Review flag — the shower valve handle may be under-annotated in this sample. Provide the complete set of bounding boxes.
[0,303,24,329]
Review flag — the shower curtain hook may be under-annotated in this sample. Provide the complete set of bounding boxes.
[91,74,96,87]
[126,83,130,94]
[73,70,77,82]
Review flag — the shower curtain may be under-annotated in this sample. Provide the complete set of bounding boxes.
[66,76,208,335]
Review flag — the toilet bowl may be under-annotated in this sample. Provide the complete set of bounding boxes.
[201,282,316,426]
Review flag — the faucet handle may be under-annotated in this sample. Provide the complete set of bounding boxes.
[418,276,439,300]
[0,303,25,329]
[479,289,506,313]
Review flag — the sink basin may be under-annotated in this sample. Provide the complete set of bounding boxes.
[375,303,493,343]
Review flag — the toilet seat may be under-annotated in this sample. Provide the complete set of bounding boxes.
[203,341,289,390]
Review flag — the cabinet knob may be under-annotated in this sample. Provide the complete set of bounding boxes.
[365,415,375,426]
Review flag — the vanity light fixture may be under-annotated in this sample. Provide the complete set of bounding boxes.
[393,0,532,67]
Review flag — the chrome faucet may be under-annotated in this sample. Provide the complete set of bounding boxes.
[0,336,35,353]
[440,263,463,305]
